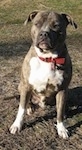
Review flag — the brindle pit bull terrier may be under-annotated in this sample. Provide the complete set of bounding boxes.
[10,11,77,139]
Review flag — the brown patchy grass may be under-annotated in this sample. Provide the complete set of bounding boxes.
[0,0,82,150]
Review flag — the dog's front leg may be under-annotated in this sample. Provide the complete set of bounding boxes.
[56,90,68,139]
[10,87,30,134]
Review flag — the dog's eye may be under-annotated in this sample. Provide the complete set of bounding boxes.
[53,24,60,29]
[34,22,41,28]
[51,22,60,30]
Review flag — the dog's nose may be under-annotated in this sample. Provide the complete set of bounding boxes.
[39,31,48,38]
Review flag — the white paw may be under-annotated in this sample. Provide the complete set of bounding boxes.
[10,105,24,134]
[57,122,69,139]
[9,121,22,134]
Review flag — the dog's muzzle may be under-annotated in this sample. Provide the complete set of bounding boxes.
[36,31,53,51]
[36,30,60,52]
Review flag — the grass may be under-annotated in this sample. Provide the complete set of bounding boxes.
[0,0,82,24]
[0,0,82,150]
[0,0,82,44]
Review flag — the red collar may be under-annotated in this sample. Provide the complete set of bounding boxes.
[39,56,65,65]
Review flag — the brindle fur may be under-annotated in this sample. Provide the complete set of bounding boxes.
[10,11,77,138]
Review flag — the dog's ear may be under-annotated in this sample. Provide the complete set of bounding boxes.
[24,11,38,25]
[61,14,77,29]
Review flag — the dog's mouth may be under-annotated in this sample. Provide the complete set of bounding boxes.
[39,41,49,49]
[37,39,53,53]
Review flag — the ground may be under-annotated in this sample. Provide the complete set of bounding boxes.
[0,0,82,150]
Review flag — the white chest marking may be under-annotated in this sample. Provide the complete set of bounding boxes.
[29,57,63,92]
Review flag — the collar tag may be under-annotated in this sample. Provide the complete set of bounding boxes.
[51,63,55,70]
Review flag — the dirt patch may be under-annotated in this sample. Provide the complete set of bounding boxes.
[0,35,82,150]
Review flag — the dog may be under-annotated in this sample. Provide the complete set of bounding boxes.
[10,11,77,139]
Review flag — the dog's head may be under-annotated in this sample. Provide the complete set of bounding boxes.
[25,11,77,54]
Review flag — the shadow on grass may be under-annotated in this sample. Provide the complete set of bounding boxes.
[67,87,82,135]
[0,32,82,59]
[22,86,82,131]
[0,39,31,59]
[0,33,82,59]
[23,107,56,129]
[67,87,82,116]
